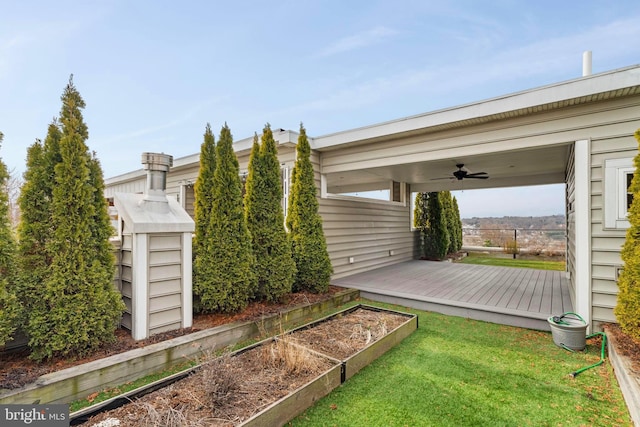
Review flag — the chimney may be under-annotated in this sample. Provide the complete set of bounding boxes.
[140,152,173,213]
[582,51,592,77]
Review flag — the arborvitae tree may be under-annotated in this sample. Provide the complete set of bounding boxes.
[414,192,429,258]
[27,77,124,360]
[286,124,332,293]
[88,152,116,264]
[423,192,449,260]
[245,125,296,302]
[414,192,428,229]
[441,191,458,254]
[16,123,62,326]
[193,123,216,309]
[195,124,256,312]
[194,123,216,249]
[452,195,463,252]
[614,129,640,341]
[0,132,19,346]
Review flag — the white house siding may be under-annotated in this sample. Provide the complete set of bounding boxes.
[565,144,577,306]
[590,132,639,327]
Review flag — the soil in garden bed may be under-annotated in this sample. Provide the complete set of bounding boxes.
[80,341,337,427]
[0,286,344,390]
[286,307,410,359]
[78,307,407,427]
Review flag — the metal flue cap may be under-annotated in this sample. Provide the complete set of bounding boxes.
[141,152,173,172]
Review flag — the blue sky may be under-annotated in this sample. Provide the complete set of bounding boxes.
[2,0,639,217]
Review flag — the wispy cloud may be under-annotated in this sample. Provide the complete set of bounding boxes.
[315,26,398,58]
[95,96,226,145]
[288,15,640,120]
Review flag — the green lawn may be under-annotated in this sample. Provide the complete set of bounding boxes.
[457,251,566,271]
[290,300,631,427]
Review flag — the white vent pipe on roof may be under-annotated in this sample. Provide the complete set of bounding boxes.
[582,51,592,77]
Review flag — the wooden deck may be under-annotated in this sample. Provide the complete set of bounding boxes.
[332,260,572,331]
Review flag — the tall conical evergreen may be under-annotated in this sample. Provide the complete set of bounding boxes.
[88,152,116,264]
[286,124,332,293]
[193,123,216,307]
[17,123,62,327]
[245,125,296,302]
[195,124,256,312]
[615,129,640,341]
[0,132,19,346]
[27,76,124,360]
[441,191,457,254]
[423,192,449,260]
[194,123,216,248]
[452,195,463,252]
[413,192,429,258]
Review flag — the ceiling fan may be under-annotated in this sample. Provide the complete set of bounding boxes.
[451,163,489,180]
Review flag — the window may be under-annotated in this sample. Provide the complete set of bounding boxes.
[321,177,407,205]
[604,158,635,229]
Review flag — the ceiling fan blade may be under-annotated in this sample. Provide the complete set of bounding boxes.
[466,172,488,177]
[430,177,455,181]
[466,175,489,179]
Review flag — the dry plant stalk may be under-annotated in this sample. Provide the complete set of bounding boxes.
[134,398,187,427]
[262,336,325,375]
[349,320,388,344]
[199,352,240,407]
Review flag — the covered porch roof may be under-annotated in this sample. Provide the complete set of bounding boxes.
[312,64,640,193]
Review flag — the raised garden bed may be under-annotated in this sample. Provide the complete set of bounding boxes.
[0,288,359,406]
[73,304,417,426]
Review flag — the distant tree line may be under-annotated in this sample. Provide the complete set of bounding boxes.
[413,191,462,260]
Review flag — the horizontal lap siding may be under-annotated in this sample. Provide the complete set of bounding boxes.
[590,129,639,323]
[148,234,183,335]
[104,177,145,198]
[120,234,133,330]
[313,151,416,279]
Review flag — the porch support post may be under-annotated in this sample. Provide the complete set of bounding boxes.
[574,139,591,330]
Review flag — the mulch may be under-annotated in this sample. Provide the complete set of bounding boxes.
[0,286,345,390]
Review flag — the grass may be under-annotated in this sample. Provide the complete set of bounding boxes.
[290,300,632,427]
[457,251,566,271]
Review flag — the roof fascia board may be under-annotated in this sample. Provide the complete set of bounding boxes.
[311,65,640,150]
[106,129,299,181]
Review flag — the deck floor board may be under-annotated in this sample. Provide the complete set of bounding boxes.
[332,260,571,330]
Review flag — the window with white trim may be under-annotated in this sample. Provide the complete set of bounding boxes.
[604,158,635,229]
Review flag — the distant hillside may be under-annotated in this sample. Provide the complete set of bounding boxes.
[462,215,565,230]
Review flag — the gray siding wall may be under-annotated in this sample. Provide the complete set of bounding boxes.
[590,133,638,324]
[565,143,577,307]
[104,176,145,198]
[164,145,298,217]
[312,151,417,279]
[148,234,184,335]
[120,234,133,330]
